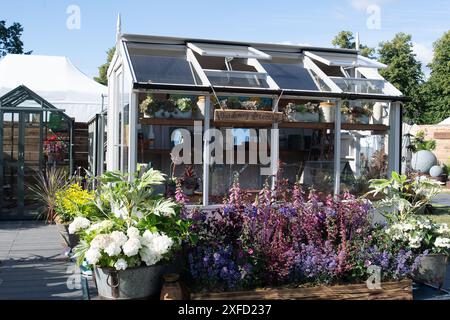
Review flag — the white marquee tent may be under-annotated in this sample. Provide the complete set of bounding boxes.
[0,54,107,122]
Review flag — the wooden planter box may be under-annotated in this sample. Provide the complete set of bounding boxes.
[214,109,284,125]
[190,279,412,300]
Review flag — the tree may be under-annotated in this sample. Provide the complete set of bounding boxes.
[332,31,375,58]
[94,47,115,86]
[378,33,425,123]
[421,31,450,124]
[0,20,32,57]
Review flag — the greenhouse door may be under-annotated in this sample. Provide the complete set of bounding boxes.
[0,110,42,220]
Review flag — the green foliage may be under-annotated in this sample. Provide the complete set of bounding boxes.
[94,47,115,86]
[366,171,442,222]
[55,184,98,224]
[410,130,437,152]
[0,20,32,57]
[422,31,450,124]
[331,30,375,58]
[378,33,425,123]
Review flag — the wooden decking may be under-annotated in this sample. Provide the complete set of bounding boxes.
[0,221,83,300]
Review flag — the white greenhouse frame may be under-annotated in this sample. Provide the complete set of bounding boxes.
[105,31,406,207]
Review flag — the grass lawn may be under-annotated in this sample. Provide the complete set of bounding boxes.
[423,204,450,226]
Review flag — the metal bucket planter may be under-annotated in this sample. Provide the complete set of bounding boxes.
[414,254,448,289]
[94,264,167,300]
[288,112,319,122]
[56,223,79,249]
[172,110,192,119]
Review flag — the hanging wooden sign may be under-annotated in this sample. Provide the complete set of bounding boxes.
[214,109,284,125]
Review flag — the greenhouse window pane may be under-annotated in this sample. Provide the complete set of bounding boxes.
[261,63,319,91]
[330,77,386,94]
[305,51,385,68]
[187,42,271,59]
[204,70,270,88]
[130,55,196,85]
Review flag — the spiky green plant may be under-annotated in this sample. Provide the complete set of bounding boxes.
[28,167,70,222]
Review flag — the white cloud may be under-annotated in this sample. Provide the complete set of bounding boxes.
[413,42,434,77]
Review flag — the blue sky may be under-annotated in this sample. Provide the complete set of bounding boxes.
[2,0,449,78]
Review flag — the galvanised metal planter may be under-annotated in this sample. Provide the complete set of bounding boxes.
[414,254,448,289]
[56,223,79,249]
[94,265,166,300]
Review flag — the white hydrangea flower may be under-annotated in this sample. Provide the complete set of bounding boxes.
[437,224,449,235]
[104,242,122,257]
[139,246,162,266]
[110,231,128,246]
[86,220,113,234]
[122,237,142,257]
[435,237,450,248]
[408,235,422,249]
[150,233,174,256]
[85,247,102,265]
[68,217,91,234]
[114,258,128,271]
[127,227,140,239]
[90,234,112,250]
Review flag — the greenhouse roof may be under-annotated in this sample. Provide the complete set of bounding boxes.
[119,34,405,101]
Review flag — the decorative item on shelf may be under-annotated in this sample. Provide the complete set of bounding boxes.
[372,102,388,124]
[319,101,335,123]
[180,165,199,196]
[284,102,320,122]
[342,102,373,124]
[160,273,186,300]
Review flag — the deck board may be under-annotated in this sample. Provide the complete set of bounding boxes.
[0,221,83,300]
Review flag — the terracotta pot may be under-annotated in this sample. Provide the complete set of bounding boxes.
[160,273,185,300]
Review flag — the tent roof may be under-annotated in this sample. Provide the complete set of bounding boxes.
[0,54,107,122]
[439,117,450,125]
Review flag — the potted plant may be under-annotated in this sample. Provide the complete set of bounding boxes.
[284,102,319,122]
[173,98,194,119]
[71,166,193,300]
[342,103,373,124]
[180,165,198,196]
[139,95,159,118]
[385,217,450,289]
[43,134,67,164]
[54,183,97,249]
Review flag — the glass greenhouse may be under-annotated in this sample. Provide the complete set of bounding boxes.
[106,33,406,206]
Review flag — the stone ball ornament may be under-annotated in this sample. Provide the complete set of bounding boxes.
[429,165,443,177]
[411,150,437,173]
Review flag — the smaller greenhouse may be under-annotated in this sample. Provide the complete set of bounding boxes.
[106,33,406,206]
[0,85,74,219]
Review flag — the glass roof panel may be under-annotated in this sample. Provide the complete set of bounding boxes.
[305,51,385,68]
[261,62,319,91]
[130,54,196,85]
[204,70,270,88]
[188,42,271,59]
